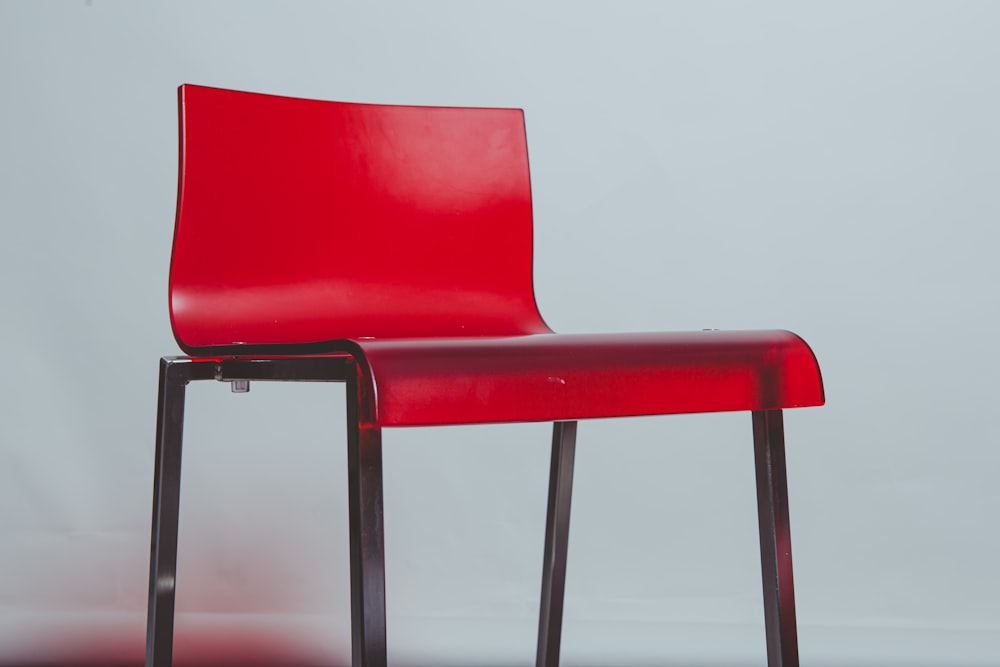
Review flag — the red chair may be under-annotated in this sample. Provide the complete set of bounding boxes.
[147,84,824,667]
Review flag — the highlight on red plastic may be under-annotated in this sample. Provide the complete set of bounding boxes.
[169,84,823,427]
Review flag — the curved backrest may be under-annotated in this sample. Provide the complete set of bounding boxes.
[170,85,551,353]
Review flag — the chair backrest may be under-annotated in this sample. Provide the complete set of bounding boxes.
[170,85,551,353]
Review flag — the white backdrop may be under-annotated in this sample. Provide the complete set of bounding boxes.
[1,2,998,666]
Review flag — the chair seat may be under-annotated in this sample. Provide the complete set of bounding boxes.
[283,328,823,426]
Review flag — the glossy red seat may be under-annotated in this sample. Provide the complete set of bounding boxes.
[147,84,824,667]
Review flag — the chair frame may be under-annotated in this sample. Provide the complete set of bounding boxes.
[146,355,800,667]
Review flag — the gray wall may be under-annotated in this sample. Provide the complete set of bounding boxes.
[1,2,998,665]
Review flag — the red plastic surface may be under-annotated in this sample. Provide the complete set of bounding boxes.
[170,85,824,427]
[172,85,548,347]
[349,331,823,427]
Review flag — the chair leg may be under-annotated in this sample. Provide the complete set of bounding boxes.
[146,359,189,667]
[752,410,800,667]
[346,385,388,667]
[536,420,578,667]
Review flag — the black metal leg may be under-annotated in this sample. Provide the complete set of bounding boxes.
[346,378,388,667]
[753,410,799,667]
[536,420,577,667]
[146,359,189,667]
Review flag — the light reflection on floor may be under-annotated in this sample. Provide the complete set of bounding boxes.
[1,612,998,667]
